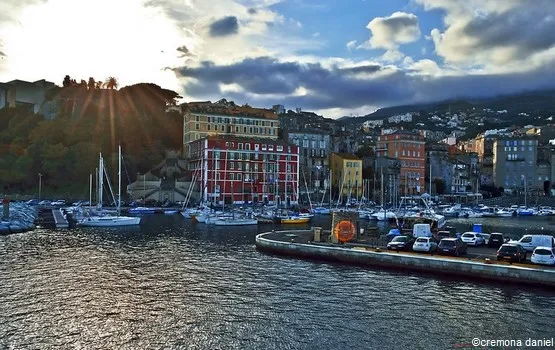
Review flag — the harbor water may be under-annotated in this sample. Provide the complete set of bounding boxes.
[0,214,554,349]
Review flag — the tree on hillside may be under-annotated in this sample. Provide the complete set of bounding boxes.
[104,76,119,90]
[63,75,72,87]
[87,77,96,90]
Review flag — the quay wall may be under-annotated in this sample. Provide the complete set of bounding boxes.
[255,231,555,288]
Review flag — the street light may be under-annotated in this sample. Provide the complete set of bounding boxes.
[38,173,43,200]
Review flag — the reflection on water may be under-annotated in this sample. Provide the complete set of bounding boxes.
[0,214,553,349]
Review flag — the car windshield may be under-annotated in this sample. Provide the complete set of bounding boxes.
[440,240,454,247]
[491,234,503,239]
[462,233,473,238]
[392,236,408,242]
[535,249,552,255]
[499,246,517,253]
[416,238,428,243]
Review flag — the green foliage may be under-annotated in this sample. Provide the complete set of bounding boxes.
[0,81,183,196]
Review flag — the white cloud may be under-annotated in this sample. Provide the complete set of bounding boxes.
[346,40,357,51]
[361,11,420,50]
[416,0,555,72]
[381,50,405,62]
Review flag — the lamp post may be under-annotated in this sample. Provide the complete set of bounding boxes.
[38,173,43,200]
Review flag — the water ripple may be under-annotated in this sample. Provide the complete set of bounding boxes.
[0,215,553,349]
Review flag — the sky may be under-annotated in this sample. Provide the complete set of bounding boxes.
[1,0,555,118]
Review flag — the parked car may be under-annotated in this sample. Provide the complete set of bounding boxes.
[511,235,555,252]
[412,237,438,253]
[496,243,527,263]
[438,238,467,256]
[488,233,506,249]
[461,232,485,246]
[531,247,555,266]
[51,199,66,206]
[386,235,415,251]
[481,233,491,245]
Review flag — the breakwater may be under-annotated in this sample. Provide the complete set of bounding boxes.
[255,229,555,288]
[0,202,37,234]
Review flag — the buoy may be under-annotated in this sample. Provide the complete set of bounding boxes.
[334,220,356,243]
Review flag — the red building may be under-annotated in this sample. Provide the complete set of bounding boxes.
[188,135,299,206]
[376,130,426,195]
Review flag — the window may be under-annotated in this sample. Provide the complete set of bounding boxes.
[195,115,199,121]
[262,145,267,151]
[269,145,274,151]
[237,173,242,181]
[320,141,325,149]
[235,126,239,132]
[207,124,211,131]
[195,123,199,130]
[249,127,253,133]
[277,145,283,151]
[238,143,244,150]
[255,144,260,151]
[303,139,309,147]
[243,127,247,133]
[246,143,251,151]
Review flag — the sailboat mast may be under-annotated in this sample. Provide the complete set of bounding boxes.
[89,173,92,210]
[118,145,122,216]
[99,154,103,209]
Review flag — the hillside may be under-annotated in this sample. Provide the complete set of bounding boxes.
[342,89,555,124]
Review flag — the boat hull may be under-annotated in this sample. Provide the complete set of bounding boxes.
[79,216,141,227]
[280,217,310,224]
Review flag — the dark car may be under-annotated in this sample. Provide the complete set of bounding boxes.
[438,238,467,256]
[386,235,415,251]
[496,244,527,263]
[488,233,506,248]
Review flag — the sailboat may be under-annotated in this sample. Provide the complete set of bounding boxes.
[79,146,141,227]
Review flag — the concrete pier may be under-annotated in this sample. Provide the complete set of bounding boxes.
[255,229,555,288]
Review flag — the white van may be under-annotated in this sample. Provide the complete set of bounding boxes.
[413,224,432,238]
[512,235,555,252]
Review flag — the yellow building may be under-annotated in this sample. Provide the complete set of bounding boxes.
[179,99,279,158]
[329,153,363,202]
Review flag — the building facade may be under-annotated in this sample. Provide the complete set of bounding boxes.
[493,138,538,191]
[285,130,331,192]
[0,79,56,114]
[376,130,425,195]
[187,135,299,206]
[329,153,363,203]
[181,99,279,157]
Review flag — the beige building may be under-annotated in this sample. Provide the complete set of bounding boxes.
[179,99,279,158]
[329,153,363,202]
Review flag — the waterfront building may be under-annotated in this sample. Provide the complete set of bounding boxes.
[187,135,299,206]
[374,156,401,204]
[0,79,56,115]
[493,137,538,192]
[179,99,279,158]
[285,130,331,192]
[376,130,425,195]
[329,153,363,203]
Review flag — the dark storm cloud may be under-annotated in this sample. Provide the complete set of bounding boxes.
[174,56,555,111]
[378,13,418,33]
[462,3,555,59]
[209,16,239,37]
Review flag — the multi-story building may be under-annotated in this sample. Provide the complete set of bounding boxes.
[187,135,299,207]
[0,79,56,115]
[362,119,384,130]
[285,130,331,191]
[329,153,363,203]
[180,99,279,157]
[493,138,538,191]
[376,130,425,195]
